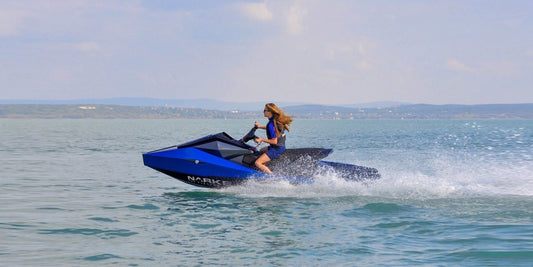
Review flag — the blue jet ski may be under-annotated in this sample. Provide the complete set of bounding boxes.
[142,127,380,188]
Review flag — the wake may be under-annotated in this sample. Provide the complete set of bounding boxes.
[221,159,533,199]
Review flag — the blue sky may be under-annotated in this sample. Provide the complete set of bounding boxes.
[1,0,532,105]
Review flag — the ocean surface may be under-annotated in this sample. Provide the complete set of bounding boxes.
[1,119,532,266]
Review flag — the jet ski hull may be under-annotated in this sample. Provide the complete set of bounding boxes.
[149,168,248,188]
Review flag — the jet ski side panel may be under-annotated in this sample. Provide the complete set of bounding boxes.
[143,147,262,187]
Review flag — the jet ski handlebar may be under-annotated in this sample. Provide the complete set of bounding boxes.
[240,126,258,143]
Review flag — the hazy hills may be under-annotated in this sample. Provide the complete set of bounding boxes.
[0,98,406,111]
[0,98,299,111]
[283,103,533,119]
[1,99,531,119]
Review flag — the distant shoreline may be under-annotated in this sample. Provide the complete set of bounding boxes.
[1,103,532,119]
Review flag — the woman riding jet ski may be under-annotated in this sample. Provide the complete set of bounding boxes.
[252,103,293,174]
[142,103,380,188]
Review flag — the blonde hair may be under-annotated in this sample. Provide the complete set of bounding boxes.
[264,103,293,135]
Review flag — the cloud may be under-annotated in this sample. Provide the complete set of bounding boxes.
[236,1,307,35]
[445,59,518,76]
[74,42,101,52]
[286,2,306,35]
[237,2,273,21]
[445,59,475,73]
[484,61,517,76]
[356,60,372,71]
[42,41,101,53]
[0,9,25,36]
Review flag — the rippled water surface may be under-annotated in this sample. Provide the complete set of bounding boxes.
[1,119,532,266]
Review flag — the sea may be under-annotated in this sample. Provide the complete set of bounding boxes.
[1,119,532,266]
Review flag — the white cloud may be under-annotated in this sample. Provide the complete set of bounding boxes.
[445,59,475,73]
[74,42,101,52]
[237,2,273,21]
[42,42,102,53]
[0,9,25,36]
[483,61,517,76]
[356,60,372,71]
[235,1,307,35]
[325,43,353,60]
[323,37,377,72]
[286,2,306,35]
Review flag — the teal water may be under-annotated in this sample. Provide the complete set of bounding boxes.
[1,119,532,266]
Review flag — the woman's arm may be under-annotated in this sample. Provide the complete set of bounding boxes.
[254,120,278,145]
[255,137,277,145]
[254,121,266,129]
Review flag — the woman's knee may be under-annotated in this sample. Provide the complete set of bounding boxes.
[255,154,270,167]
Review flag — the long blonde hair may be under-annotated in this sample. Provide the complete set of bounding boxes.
[264,103,293,136]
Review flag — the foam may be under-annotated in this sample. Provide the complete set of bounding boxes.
[221,157,533,199]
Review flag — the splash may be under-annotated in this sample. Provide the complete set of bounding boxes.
[220,157,533,199]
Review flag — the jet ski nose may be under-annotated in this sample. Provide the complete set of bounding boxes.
[319,149,333,158]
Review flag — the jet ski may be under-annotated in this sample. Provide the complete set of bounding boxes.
[142,127,380,188]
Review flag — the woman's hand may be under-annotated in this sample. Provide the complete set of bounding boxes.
[254,121,261,128]
[254,138,263,144]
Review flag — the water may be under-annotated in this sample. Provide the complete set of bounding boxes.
[1,119,532,266]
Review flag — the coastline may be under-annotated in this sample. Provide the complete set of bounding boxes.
[1,103,532,119]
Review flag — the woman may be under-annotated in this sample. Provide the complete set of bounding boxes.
[254,103,293,174]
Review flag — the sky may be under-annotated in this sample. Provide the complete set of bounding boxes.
[1,0,532,105]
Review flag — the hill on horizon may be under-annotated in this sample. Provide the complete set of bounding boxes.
[1,102,531,119]
[0,97,410,111]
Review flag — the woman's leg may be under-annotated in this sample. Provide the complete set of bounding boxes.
[255,153,272,174]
